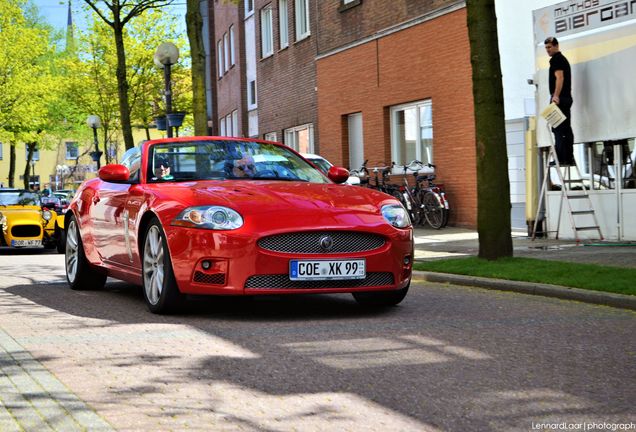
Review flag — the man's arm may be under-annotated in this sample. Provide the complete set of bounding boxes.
[552,70,564,104]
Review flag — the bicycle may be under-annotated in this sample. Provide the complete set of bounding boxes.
[410,161,449,229]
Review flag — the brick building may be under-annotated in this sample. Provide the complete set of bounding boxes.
[315,0,476,227]
[253,0,318,153]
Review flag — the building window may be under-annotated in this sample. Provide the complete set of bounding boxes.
[0,142,3,160]
[390,100,434,168]
[229,25,235,66]
[264,132,278,142]
[232,110,238,137]
[248,80,257,108]
[25,146,39,161]
[217,40,224,77]
[220,116,226,136]
[279,0,288,49]
[294,0,310,41]
[261,5,273,58]
[245,0,254,16]
[65,142,79,160]
[223,32,230,72]
[284,123,314,153]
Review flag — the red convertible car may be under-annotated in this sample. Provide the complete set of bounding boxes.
[65,137,413,313]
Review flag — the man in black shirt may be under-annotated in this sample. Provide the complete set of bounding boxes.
[545,36,575,165]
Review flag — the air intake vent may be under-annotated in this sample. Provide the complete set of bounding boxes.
[193,272,226,285]
[245,272,394,289]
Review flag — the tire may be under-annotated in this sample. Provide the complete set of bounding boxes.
[56,228,66,254]
[422,191,445,229]
[65,215,107,290]
[141,217,184,314]
[352,283,410,307]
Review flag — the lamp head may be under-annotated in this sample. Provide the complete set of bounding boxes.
[154,42,179,66]
[87,115,101,129]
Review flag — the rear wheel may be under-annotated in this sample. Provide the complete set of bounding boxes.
[142,218,184,314]
[352,284,409,307]
[65,216,106,290]
[422,191,444,229]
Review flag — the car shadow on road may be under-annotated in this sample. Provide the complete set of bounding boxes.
[4,280,404,324]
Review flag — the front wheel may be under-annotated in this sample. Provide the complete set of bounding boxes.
[142,218,184,314]
[421,191,445,229]
[352,284,409,307]
[65,216,106,290]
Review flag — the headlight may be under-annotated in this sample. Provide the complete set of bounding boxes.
[42,210,53,221]
[172,206,243,230]
[381,204,411,228]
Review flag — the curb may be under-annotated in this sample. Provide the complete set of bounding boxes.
[413,271,636,311]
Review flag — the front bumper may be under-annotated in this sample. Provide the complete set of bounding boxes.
[166,226,413,295]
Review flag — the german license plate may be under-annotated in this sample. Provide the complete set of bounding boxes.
[11,239,42,247]
[290,259,366,281]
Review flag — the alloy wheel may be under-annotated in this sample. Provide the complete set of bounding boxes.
[143,225,164,305]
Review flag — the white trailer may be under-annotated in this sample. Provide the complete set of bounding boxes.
[532,0,636,240]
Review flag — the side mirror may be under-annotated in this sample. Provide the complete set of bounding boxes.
[327,166,350,184]
[98,164,130,183]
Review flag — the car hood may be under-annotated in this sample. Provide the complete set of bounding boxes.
[154,180,398,230]
[0,206,42,225]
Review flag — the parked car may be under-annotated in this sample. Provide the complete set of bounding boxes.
[302,153,361,185]
[40,195,67,253]
[0,189,54,249]
[65,137,413,314]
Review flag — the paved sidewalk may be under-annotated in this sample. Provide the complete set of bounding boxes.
[0,328,114,431]
[412,227,636,310]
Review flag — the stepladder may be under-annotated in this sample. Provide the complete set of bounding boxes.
[532,139,604,243]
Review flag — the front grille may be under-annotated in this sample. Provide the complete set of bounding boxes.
[258,231,385,254]
[11,225,41,238]
[244,272,394,289]
[193,271,226,285]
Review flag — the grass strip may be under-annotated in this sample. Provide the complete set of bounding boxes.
[413,257,636,296]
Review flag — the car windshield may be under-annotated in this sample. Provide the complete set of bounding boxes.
[148,140,329,183]
[0,191,39,206]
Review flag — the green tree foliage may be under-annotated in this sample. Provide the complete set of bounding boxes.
[466,0,513,259]
[82,0,176,150]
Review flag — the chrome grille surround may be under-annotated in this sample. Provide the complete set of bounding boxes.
[258,231,385,254]
[244,272,394,289]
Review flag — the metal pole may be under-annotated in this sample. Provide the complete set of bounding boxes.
[164,64,173,138]
[93,126,101,169]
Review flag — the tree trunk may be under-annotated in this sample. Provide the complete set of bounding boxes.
[186,0,209,136]
[23,142,37,190]
[113,18,135,150]
[8,144,16,188]
[466,0,513,260]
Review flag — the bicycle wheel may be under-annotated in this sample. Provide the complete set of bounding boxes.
[422,191,444,229]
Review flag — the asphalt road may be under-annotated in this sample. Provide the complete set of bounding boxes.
[0,248,634,431]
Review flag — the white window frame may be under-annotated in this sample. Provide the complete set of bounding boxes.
[231,110,239,137]
[65,141,79,160]
[264,132,278,142]
[284,123,314,153]
[26,146,39,161]
[260,5,274,58]
[229,25,236,66]
[245,0,254,17]
[294,0,310,41]
[390,100,434,171]
[220,116,226,136]
[248,79,257,109]
[223,32,230,72]
[279,0,289,49]
[217,40,224,77]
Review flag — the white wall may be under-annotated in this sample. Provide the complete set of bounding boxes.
[495,0,557,120]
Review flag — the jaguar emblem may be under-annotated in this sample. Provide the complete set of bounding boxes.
[319,235,334,252]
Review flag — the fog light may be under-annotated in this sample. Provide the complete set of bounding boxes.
[403,256,411,266]
[201,260,211,270]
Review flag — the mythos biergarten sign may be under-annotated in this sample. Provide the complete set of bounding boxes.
[534,0,636,42]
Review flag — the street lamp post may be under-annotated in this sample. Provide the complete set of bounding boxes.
[87,115,103,169]
[30,160,36,190]
[154,42,180,138]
